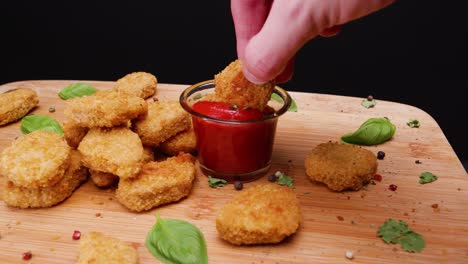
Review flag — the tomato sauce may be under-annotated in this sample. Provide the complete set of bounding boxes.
[192,101,277,175]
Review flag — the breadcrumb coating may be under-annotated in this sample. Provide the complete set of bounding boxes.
[64,89,147,128]
[0,130,71,188]
[63,122,89,149]
[78,127,144,179]
[0,88,39,126]
[304,142,378,191]
[114,71,157,99]
[133,101,191,147]
[159,128,196,156]
[77,232,138,264]
[116,153,196,212]
[216,184,301,245]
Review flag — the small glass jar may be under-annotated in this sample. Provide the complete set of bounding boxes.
[180,80,291,183]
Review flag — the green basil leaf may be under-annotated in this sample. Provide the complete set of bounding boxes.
[361,99,376,108]
[399,231,425,253]
[341,117,396,145]
[419,172,438,184]
[59,83,98,100]
[377,218,425,253]
[208,176,227,188]
[20,115,64,135]
[407,119,420,128]
[271,93,298,112]
[146,215,208,264]
[277,172,294,188]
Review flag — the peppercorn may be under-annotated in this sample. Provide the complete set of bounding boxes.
[72,230,81,240]
[48,106,55,113]
[22,251,32,260]
[234,181,243,190]
[377,151,385,160]
[268,174,277,182]
[367,95,374,101]
[389,184,398,191]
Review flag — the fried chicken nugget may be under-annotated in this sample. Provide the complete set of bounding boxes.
[0,88,39,126]
[133,101,191,147]
[216,184,301,245]
[159,128,196,156]
[114,71,157,99]
[78,127,144,179]
[0,130,71,188]
[304,142,378,191]
[77,232,138,264]
[214,60,274,110]
[63,122,89,148]
[2,150,88,208]
[116,153,196,212]
[89,147,154,188]
[64,89,147,128]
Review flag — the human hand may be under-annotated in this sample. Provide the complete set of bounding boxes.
[231,0,395,84]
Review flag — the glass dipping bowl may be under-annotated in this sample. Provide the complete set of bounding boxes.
[180,80,291,183]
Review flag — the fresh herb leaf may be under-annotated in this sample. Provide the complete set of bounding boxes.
[20,115,64,135]
[208,176,227,188]
[277,172,294,188]
[419,172,438,184]
[377,218,425,253]
[59,83,98,100]
[361,99,376,108]
[341,117,396,145]
[407,119,420,128]
[146,215,208,264]
[271,93,298,112]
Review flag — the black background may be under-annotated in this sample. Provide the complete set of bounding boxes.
[2,1,467,167]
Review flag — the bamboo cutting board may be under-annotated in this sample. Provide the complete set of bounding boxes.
[0,80,467,264]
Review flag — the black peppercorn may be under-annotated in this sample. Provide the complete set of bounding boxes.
[377,151,385,160]
[268,174,277,182]
[234,181,243,190]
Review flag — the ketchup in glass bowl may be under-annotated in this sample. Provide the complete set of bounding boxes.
[179,80,291,183]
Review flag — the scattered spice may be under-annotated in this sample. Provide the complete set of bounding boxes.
[457,188,461,191]
[95,213,102,217]
[48,106,55,113]
[389,184,398,191]
[267,174,277,182]
[367,95,374,101]
[234,181,243,191]
[22,251,32,260]
[345,250,354,260]
[72,230,81,240]
[377,151,385,160]
[431,203,438,209]
[361,97,376,108]
[407,119,420,128]
[374,174,382,182]
[337,216,344,221]
[230,104,238,110]
[415,160,422,164]
[288,160,292,163]
[152,97,159,102]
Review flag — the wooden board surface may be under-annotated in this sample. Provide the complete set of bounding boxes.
[1,80,467,264]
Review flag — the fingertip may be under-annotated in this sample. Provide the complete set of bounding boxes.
[242,66,268,85]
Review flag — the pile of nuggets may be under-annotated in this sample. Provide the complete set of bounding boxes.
[0,72,198,211]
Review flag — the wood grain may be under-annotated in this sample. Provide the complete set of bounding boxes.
[1,80,467,264]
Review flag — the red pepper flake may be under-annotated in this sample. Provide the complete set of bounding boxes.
[72,230,81,240]
[388,184,398,191]
[22,251,32,260]
[95,213,102,217]
[374,174,382,182]
[431,203,438,209]
[337,216,344,221]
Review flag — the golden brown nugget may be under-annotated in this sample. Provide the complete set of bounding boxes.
[214,60,274,110]
[78,127,144,179]
[89,147,154,188]
[2,150,88,208]
[116,153,196,212]
[114,71,157,99]
[216,184,301,245]
[159,128,196,156]
[64,89,147,128]
[77,232,138,264]
[63,122,89,148]
[0,88,39,126]
[305,142,378,191]
[0,130,71,188]
[133,101,191,147]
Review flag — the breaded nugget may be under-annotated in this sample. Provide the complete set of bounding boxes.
[114,71,157,99]
[159,128,196,156]
[0,88,39,126]
[64,89,147,128]
[214,60,274,110]
[77,232,138,264]
[216,184,301,245]
[133,101,191,147]
[304,142,378,191]
[78,127,144,179]
[116,153,196,212]
[63,122,89,148]
[89,147,154,188]
[2,150,88,208]
[0,130,71,188]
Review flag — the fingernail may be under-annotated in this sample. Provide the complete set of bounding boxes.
[242,68,267,85]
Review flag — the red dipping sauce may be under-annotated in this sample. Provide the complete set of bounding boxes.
[192,101,276,179]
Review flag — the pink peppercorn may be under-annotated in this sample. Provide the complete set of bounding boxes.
[72,230,81,240]
[389,184,398,191]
